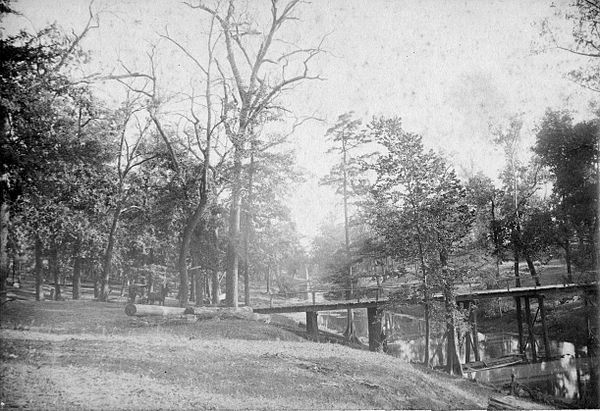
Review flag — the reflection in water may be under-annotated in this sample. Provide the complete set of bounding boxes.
[318,309,598,406]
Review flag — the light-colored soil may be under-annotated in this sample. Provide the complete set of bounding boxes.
[0,299,549,410]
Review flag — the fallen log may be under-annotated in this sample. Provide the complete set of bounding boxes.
[183,305,252,315]
[124,304,187,317]
[124,304,264,321]
[183,306,267,321]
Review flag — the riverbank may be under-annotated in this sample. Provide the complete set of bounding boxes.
[0,299,549,410]
[477,291,598,349]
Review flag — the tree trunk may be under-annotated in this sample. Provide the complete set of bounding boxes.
[242,145,256,306]
[525,253,541,286]
[243,259,250,306]
[72,234,82,300]
[266,265,271,293]
[226,147,243,308]
[564,240,572,281]
[50,245,61,300]
[195,270,204,306]
[305,264,310,300]
[178,195,209,307]
[100,206,122,302]
[341,136,354,300]
[211,270,220,306]
[190,270,196,302]
[0,182,8,294]
[443,300,462,376]
[35,236,43,301]
[423,287,431,366]
[415,226,430,366]
[440,248,463,376]
[513,241,521,287]
[490,197,501,279]
[343,308,360,344]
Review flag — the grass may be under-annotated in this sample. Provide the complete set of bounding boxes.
[0,298,552,410]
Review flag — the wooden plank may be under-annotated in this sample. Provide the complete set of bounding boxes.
[254,300,382,314]
[452,282,597,302]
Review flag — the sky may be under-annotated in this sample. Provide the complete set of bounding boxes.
[4,0,598,244]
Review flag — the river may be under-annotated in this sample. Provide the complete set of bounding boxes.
[318,309,598,407]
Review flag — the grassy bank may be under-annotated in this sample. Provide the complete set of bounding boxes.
[0,299,549,410]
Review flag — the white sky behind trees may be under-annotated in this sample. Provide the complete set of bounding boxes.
[4,0,597,243]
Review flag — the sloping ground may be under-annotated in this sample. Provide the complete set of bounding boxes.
[0,300,547,410]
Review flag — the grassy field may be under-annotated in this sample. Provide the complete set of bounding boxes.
[0,299,552,410]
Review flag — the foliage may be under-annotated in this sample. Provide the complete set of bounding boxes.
[533,109,599,271]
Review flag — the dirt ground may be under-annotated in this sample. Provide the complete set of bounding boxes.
[0,299,550,410]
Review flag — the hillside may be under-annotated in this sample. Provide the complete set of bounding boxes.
[0,299,552,410]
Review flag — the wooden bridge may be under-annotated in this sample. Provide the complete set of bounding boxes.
[254,282,598,360]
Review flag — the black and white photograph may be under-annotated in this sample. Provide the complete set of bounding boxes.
[1,0,599,409]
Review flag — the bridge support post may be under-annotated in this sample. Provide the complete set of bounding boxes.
[472,302,480,362]
[463,302,471,363]
[524,296,537,362]
[515,297,525,354]
[538,295,551,360]
[306,311,318,341]
[463,301,480,363]
[367,306,384,352]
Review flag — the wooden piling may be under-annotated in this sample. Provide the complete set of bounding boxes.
[465,332,472,363]
[515,296,525,354]
[306,311,319,341]
[464,301,471,363]
[524,296,537,362]
[472,303,480,361]
[538,295,551,360]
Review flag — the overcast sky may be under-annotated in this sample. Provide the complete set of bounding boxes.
[4,0,597,243]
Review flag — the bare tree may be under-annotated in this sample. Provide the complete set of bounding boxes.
[190,0,323,307]
[99,96,157,301]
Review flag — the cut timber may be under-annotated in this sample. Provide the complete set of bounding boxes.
[124,304,187,317]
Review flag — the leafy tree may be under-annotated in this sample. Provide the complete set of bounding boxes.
[465,173,506,281]
[321,112,371,298]
[0,13,103,297]
[544,0,600,91]
[533,109,599,275]
[368,116,474,374]
[241,143,303,304]
[493,115,549,286]
[98,99,159,301]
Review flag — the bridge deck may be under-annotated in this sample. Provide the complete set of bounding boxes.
[449,282,597,302]
[253,282,597,314]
